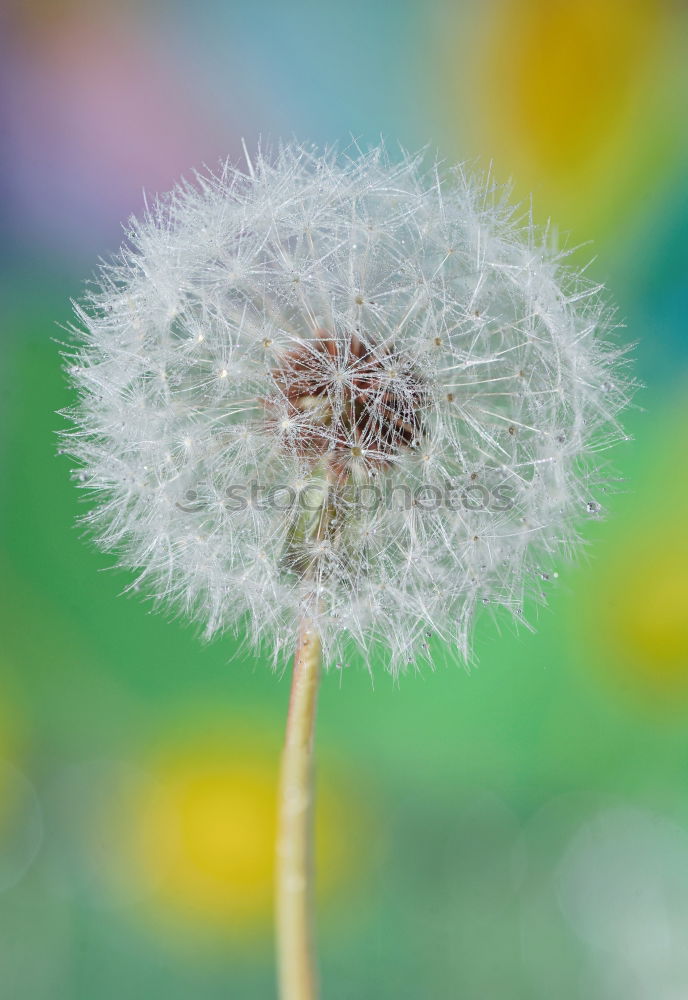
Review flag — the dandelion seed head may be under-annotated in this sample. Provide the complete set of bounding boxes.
[62,142,633,673]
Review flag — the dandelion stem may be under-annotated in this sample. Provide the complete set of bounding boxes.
[276,618,321,1000]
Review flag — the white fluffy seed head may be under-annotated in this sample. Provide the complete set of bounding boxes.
[62,142,634,674]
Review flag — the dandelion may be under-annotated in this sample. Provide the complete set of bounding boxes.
[62,142,632,998]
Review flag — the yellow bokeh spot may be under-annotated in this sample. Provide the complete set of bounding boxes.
[129,728,364,938]
[139,757,276,925]
[604,541,688,689]
[484,0,663,175]
[576,395,688,696]
[0,688,23,834]
[440,0,682,237]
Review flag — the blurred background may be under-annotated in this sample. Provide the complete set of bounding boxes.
[1,0,687,996]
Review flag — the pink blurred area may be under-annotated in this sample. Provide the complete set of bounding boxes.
[1,5,239,258]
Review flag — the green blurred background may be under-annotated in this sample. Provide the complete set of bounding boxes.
[1,1,687,996]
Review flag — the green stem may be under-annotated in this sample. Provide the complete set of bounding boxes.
[275,618,321,1000]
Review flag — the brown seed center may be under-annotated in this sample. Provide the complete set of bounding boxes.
[266,328,425,477]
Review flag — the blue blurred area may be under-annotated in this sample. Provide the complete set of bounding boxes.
[170,0,427,143]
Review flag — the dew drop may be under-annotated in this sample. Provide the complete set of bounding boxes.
[586,501,601,514]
